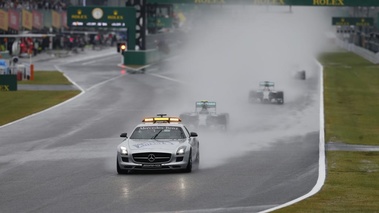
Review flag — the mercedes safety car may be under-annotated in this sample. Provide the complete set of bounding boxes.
[180,101,229,131]
[117,114,200,174]
[248,81,284,104]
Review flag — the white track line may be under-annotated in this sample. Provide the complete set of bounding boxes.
[0,52,118,129]
[258,60,326,213]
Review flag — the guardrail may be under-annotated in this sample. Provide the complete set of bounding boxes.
[336,39,379,64]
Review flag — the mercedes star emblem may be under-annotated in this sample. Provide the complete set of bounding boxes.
[147,154,155,162]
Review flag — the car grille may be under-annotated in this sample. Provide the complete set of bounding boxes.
[132,152,172,163]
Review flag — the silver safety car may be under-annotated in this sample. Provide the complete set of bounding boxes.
[117,114,200,174]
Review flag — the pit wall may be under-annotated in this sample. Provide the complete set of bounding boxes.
[123,47,177,66]
[123,49,161,66]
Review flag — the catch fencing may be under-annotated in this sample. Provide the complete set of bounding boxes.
[336,38,379,64]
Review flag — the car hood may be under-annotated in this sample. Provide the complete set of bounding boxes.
[126,139,186,152]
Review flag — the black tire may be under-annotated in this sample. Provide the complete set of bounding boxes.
[184,150,192,173]
[276,91,284,105]
[256,92,263,103]
[276,97,284,104]
[195,150,200,164]
[117,158,129,175]
[301,71,306,80]
[219,113,229,132]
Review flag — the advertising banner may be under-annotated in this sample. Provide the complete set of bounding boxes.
[0,10,8,31]
[32,10,43,30]
[52,10,61,29]
[0,75,17,91]
[22,9,33,30]
[67,6,134,28]
[8,10,20,30]
[61,11,68,29]
[42,10,52,28]
[332,17,374,26]
[148,0,379,6]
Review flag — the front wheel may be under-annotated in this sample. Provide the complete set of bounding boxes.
[183,150,193,173]
[277,98,284,105]
[117,158,129,175]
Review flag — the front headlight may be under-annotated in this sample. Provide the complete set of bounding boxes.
[120,146,128,155]
[176,146,186,155]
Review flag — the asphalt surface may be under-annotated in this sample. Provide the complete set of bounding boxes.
[2,38,377,213]
[0,46,324,213]
[16,47,379,153]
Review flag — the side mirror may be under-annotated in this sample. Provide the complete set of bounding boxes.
[190,132,198,137]
[120,133,127,138]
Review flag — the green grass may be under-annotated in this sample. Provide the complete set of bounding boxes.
[0,70,79,126]
[321,52,379,146]
[0,90,79,126]
[275,51,379,212]
[18,71,72,85]
[276,152,379,213]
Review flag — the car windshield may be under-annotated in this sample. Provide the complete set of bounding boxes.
[130,126,186,139]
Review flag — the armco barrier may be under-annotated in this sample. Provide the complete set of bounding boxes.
[0,75,17,91]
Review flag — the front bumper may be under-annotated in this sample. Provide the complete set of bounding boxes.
[117,152,189,171]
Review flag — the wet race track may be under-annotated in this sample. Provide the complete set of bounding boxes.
[0,7,332,213]
[0,50,323,213]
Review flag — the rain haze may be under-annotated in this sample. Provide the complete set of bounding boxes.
[158,5,336,169]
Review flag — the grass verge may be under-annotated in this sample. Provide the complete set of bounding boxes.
[276,152,379,213]
[18,71,72,85]
[276,51,379,212]
[0,70,79,126]
[321,52,379,146]
[0,91,79,126]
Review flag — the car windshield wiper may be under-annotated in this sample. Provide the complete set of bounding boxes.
[151,129,163,139]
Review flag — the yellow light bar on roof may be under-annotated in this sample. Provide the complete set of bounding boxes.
[155,117,169,121]
[143,118,154,122]
[169,117,181,122]
[142,117,181,123]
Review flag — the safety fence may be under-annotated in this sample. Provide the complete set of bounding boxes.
[336,38,379,64]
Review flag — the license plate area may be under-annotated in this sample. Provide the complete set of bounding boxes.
[143,164,162,168]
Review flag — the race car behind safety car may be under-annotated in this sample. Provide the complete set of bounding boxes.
[180,101,229,131]
[248,81,284,104]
